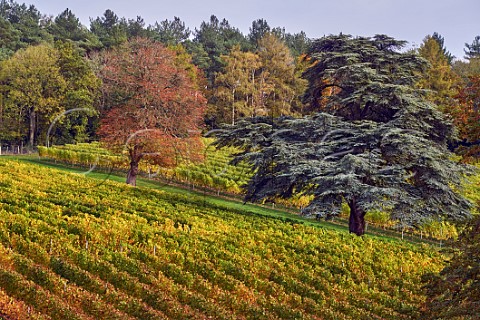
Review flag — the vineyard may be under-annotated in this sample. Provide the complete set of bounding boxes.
[38,141,480,238]
[0,159,444,319]
[38,140,252,195]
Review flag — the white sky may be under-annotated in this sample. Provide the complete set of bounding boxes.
[28,0,479,60]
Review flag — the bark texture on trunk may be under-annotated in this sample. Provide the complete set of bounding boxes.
[29,109,36,148]
[348,197,366,236]
[126,160,139,186]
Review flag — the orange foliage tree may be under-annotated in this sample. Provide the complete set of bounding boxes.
[96,38,206,185]
[450,75,480,158]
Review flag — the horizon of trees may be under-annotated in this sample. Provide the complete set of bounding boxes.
[0,0,479,158]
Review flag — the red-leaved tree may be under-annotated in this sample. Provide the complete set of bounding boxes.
[450,75,480,159]
[96,38,206,185]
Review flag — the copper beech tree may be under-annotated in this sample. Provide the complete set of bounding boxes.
[97,38,206,185]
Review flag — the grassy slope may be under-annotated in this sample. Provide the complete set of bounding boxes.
[0,157,444,319]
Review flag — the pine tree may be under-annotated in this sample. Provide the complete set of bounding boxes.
[150,16,191,45]
[47,8,101,53]
[125,16,151,39]
[89,9,127,49]
[248,18,270,47]
[417,35,458,111]
[0,0,51,51]
[193,15,249,86]
[464,35,480,60]
[215,34,473,236]
[431,32,454,64]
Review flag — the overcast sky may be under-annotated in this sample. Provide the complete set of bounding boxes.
[28,0,479,60]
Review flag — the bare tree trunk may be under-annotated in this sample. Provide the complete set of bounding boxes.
[348,197,366,236]
[29,108,36,148]
[232,87,236,125]
[0,99,3,134]
[126,160,139,186]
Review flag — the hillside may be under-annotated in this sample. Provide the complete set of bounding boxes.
[39,141,476,239]
[38,140,252,195]
[0,159,444,319]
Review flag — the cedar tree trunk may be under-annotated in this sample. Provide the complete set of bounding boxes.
[348,197,366,236]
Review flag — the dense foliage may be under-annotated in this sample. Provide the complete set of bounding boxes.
[416,35,458,111]
[0,159,444,319]
[423,215,480,319]
[0,1,478,161]
[464,35,480,60]
[212,33,306,126]
[0,44,65,147]
[0,1,312,146]
[216,35,473,236]
[95,37,206,186]
[0,42,100,147]
[450,75,480,157]
[39,140,480,239]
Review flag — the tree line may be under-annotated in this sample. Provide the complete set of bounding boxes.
[0,0,479,156]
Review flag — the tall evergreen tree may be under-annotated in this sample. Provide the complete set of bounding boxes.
[184,41,210,73]
[150,16,190,45]
[465,35,480,60]
[417,35,458,111]
[271,27,311,57]
[125,16,151,39]
[285,31,312,57]
[89,9,127,49]
[215,34,472,236]
[193,15,248,86]
[47,8,101,53]
[0,0,51,50]
[0,16,20,59]
[431,32,454,64]
[248,18,270,47]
